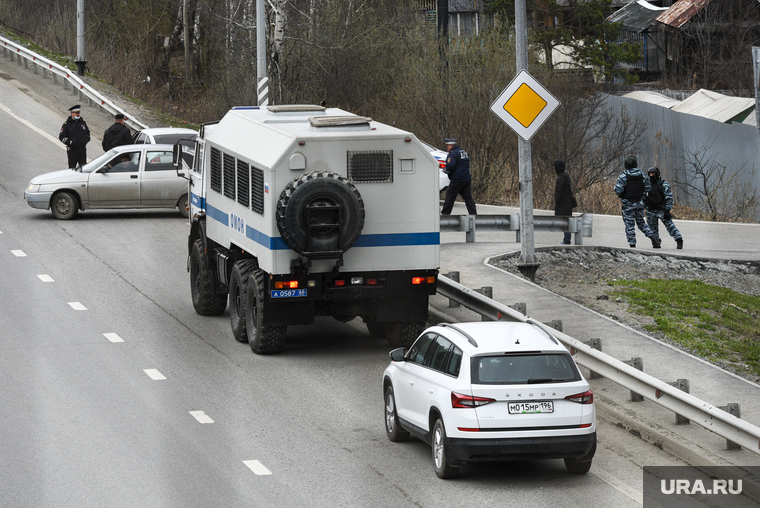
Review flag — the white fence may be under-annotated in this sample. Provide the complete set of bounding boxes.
[1,34,149,131]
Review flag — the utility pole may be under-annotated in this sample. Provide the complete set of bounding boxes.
[74,0,86,76]
[257,0,269,106]
[753,47,760,136]
[515,0,539,280]
[184,0,190,82]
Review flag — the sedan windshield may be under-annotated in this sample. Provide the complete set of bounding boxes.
[471,353,581,385]
[81,149,118,173]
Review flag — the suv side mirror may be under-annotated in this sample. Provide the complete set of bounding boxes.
[389,348,406,362]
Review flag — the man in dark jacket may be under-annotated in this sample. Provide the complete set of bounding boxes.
[59,105,91,168]
[644,167,683,249]
[102,113,133,151]
[553,160,575,245]
[440,138,477,215]
[614,156,660,248]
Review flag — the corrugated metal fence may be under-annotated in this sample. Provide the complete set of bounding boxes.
[605,95,760,219]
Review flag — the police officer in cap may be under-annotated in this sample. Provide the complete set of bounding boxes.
[59,105,91,168]
[440,137,477,215]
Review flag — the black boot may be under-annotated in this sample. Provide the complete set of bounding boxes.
[676,238,683,249]
[651,237,661,248]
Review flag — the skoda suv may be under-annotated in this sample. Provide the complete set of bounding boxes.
[382,321,596,478]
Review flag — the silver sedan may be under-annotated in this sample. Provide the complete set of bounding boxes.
[24,144,189,220]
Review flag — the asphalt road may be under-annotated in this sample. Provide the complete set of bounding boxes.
[0,53,720,508]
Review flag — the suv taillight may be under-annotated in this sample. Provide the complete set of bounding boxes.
[451,392,495,408]
[565,390,593,404]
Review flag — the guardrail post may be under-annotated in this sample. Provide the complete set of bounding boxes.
[465,215,475,243]
[53,73,58,85]
[669,379,690,425]
[623,357,644,401]
[17,53,22,66]
[718,403,742,450]
[583,338,602,379]
[33,61,38,74]
[510,302,527,315]
[444,272,460,308]
[474,287,493,320]
[23,57,28,69]
[544,320,562,332]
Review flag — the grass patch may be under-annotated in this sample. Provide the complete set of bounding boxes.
[609,279,760,378]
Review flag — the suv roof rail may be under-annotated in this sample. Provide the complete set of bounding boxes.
[525,319,560,345]
[439,323,478,347]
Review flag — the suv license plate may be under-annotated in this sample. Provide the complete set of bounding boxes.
[508,401,554,414]
[271,289,308,298]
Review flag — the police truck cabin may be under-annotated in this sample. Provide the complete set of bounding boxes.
[188,105,441,353]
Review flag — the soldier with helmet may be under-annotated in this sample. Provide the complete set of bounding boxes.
[644,167,684,249]
[59,105,91,169]
[614,156,661,248]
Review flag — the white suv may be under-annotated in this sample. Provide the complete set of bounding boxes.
[382,321,596,478]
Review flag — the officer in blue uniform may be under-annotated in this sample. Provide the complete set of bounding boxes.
[440,138,477,215]
[645,167,683,249]
[614,156,660,248]
[59,105,91,168]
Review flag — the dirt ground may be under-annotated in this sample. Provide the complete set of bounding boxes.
[490,247,760,381]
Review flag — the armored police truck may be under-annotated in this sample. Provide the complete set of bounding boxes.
[179,105,440,354]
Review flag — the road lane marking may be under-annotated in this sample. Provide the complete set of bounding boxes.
[103,333,123,343]
[37,274,54,282]
[591,466,642,504]
[68,302,87,310]
[0,101,66,151]
[243,460,272,476]
[143,369,166,380]
[189,411,214,424]
[12,250,26,257]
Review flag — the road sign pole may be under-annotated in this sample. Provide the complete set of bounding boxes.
[515,0,539,280]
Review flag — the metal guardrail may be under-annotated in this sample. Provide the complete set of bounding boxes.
[436,274,760,455]
[1,35,149,131]
[439,213,593,244]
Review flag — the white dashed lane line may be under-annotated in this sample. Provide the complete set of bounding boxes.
[143,369,167,381]
[189,411,214,424]
[103,333,124,343]
[37,274,54,282]
[243,460,272,476]
[68,302,87,310]
[12,250,26,257]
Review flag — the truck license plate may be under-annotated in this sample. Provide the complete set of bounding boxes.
[508,401,554,414]
[271,289,308,298]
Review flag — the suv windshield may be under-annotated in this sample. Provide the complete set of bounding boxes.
[471,353,581,385]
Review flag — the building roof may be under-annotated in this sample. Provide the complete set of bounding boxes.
[622,90,681,108]
[656,0,714,29]
[671,89,755,123]
[607,0,668,33]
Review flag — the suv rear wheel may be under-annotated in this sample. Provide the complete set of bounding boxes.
[432,418,459,479]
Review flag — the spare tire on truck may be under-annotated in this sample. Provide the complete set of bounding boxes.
[276,171,365,254]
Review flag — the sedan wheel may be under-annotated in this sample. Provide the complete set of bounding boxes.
[178,194,189,218]
[51,191,79,220]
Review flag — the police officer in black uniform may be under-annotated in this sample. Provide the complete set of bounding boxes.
[440,137,477,215]
[59,105,91,168]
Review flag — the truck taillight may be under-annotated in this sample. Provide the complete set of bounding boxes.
[412,276,436,285]
[565,390,594,404]
[274,280,299,289]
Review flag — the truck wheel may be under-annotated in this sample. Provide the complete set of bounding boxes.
[245,269,286,354]
[229,259,258,343]
[177,194,189,218]
[190,239,227,316]
[276,171,365,254]
[51,191,79,220]
[386,321,425,349]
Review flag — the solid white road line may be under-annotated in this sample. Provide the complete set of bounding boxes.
[243,460,272,476]
[12,250,26,257]
[591,466,643,505]
[37,274,54,282]
[0,101,66,151]
[189,411,214,424]
[143,369,166,381]
[103,333,124,343]
[68,302,87,310]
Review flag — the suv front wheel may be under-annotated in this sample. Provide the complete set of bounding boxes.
[384,385,409,443]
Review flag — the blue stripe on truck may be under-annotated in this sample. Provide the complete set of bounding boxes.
[206,203,439,250]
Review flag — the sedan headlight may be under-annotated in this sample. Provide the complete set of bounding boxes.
[27,183,41,193]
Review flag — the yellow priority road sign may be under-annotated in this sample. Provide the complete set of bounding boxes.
[490,70,560,142]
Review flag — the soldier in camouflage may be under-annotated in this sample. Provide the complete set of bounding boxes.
[644,167,683,249]
[614,156,661,249]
